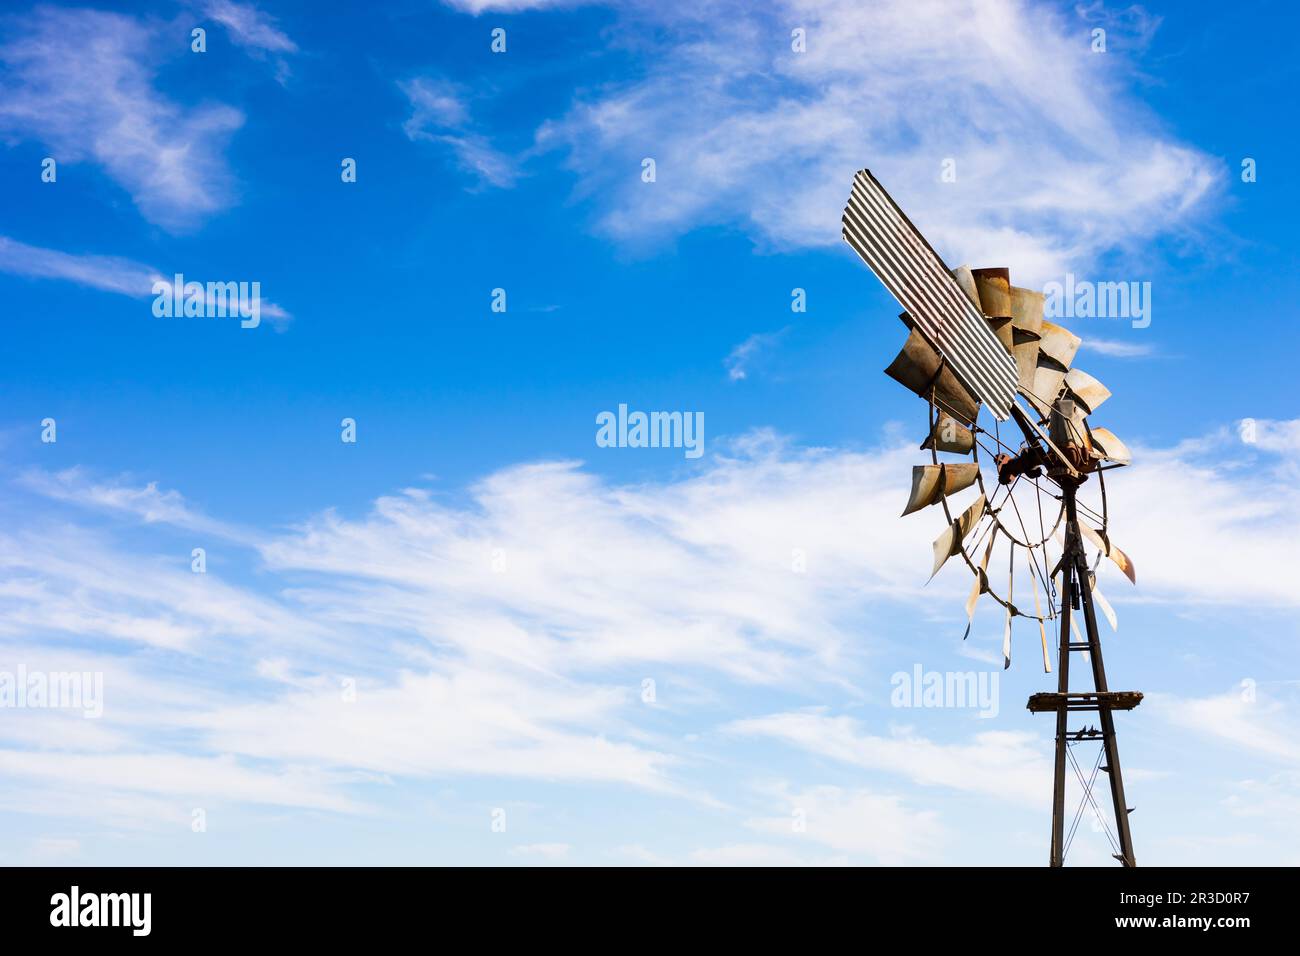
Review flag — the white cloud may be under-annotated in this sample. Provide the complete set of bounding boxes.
[690,842,839,866]
[1143,691,1300,863]
[1104,425,1300,607]
[0,525,319,651]
[442,0,582,12]
[250,441,934,684]
[745,783,944,864]
[535,0,1217,281]
[20,468,247,540]
[400,77,519,188]
[205,1,298,54]
[511,842,572,859]
[1081,337,1155,358]
[727,711,1047,804]
[0,237,291,325]
[1147,688,1300,763]
[204,1,299,83]
[30,837,80,860]
[724,330,785,381]
[0,8,243,230]
[1244,418,1300,459]
[615,843,672,865]
[0,750,360,814]
[401,77,470,130]
[196,667,678,791]
[1074,1,1164,53]
[0,435,938,825]
[3,418,1296,834]
[0,237,160,297]
[1224,772,1300,829]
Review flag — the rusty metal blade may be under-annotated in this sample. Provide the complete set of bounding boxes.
[964,526,998,635]
[1029,550,1051,673]
[929,494,986,580]
[1064,367,1111,414]
[1008,323,1040,395]
[921,414,975,454]
[1089,427,1132,465]
[971,267,1014,354]
[1002,542,1015,669]
[902,462,979,516]
[1012,333,1041,396]
[987,316,1014,355]
[972,267,1012,318]
[1037,320,1081,369]
[1090,573,1118,632]
[842,170,1019,419]
[1079,523,1136,585]
[1026,357,1069,418]
[1010,286,1045,337]
[885,328,981,425]
[951,265,980,310]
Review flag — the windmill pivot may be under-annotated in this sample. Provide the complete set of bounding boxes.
[994,449,1044,485]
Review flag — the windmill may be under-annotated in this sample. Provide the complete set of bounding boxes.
[842,169,1141,867]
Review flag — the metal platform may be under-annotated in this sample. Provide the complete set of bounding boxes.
[1027,691,1143,714]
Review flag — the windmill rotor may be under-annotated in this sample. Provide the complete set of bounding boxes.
[842,169,1144,868]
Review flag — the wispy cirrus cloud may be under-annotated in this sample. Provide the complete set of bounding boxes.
[727,711,1048,803]
[534,0,1218,281]
[0,237,160,298]
[0,236,291,324]
[743,782,944,864]
[18,467,251,542]
[399,76,520,188]
[1081,337,1156,358]
[0,433,947,827]
[204,0,297,54]
[724,329,786,382]
[1146,686,1300,763]
[3,419,1297,843]
[0,7,243,230]
[511,843,572,860]
[203,0,299,82]
[441,0,581,12]
[1106,424,1300,607]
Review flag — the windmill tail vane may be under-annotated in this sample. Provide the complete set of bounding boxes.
[843,168,1142,868]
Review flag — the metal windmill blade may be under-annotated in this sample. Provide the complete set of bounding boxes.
[901,463,980,516]
[842,169,1143,869]
[1010,286,1046,395]
[1089,427,1132,464]
[1024,321,1082,419]
[885,328,981,425]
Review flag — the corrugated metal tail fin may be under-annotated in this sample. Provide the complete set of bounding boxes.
[842,169,1019,420]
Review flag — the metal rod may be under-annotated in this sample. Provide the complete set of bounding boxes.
[1049,490,1073,867]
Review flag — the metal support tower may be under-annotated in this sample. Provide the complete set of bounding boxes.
[1029,479,1140,867]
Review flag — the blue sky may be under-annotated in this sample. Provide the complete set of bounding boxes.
[0,0,1297,866]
